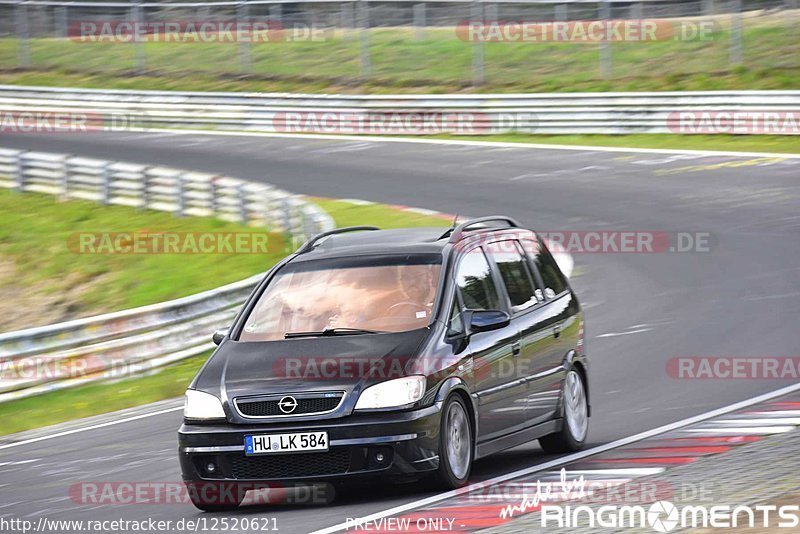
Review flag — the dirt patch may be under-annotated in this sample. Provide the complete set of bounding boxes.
[0,257,113,333]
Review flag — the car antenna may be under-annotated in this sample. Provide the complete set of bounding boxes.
[439,214,459,240]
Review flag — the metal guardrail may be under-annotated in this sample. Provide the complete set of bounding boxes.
[0,146,333,230]
[0,147,334,403]
[1,85,798,134]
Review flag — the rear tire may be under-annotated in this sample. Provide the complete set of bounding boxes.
[432,395,473,489]
[539,369,589,454]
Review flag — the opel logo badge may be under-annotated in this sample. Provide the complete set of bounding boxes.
[278,395,298,414]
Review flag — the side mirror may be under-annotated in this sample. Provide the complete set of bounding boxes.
[212,330,228,345]
[467,310,511,334]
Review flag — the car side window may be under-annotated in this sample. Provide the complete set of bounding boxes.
[456,248,502,311]
[486,240,538,311]
[521,238,568,298]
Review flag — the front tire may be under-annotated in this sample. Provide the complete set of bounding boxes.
[433,395,473,489]
[539,369,589,454]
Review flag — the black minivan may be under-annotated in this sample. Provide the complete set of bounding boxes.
[179,217,588,510]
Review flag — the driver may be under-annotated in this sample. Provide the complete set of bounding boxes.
[394,265,436,322]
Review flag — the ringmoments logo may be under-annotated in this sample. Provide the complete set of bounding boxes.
[541,501,800,531]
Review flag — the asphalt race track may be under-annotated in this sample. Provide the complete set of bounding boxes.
[1,132,799,533]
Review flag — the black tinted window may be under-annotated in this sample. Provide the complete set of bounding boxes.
[522,238,568,297]
[456,248,502,311]
[487,241,537,310]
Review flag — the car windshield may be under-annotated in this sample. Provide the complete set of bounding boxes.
[239,254,442,341]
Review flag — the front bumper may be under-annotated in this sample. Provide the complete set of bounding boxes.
[179,404,443,483]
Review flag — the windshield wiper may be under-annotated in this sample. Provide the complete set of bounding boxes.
[284,327,388,339]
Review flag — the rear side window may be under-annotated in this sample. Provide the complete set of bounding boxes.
[456,248,502,311]
[486,241,537,310]
[522,238,569,297]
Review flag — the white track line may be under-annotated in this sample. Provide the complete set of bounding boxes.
[310,382,800,534]
[0,406,183,451]
[136,128,800,160]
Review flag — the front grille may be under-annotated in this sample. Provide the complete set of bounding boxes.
[235,392,344,417]
[229,449,352,479]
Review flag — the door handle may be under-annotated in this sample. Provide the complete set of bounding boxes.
[512,341,521,356]
[553,326,561,339]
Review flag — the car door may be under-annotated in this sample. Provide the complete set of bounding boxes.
[520,237,578,420]
[486,239,560,426]
[454,245,526,440]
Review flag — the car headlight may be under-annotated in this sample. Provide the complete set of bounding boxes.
[354,376,426,411]
[184,389,226,420]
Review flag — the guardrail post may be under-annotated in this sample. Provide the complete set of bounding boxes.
[56,6,69,39]
[130,2,146,74]
[60,156,69,201]
[210,177,219,216]
[302,208,314,241]
[281,197,292,233]
[357,0,371,77]
[470,1,485,87]
[15,3,31,68]
[413,3,426,41]
[599,1,612,78]
[100,162,111,205]
[729,0,743,65]
[177,173,187,217]
[630,2,643,20]
[341,2,355,41]
[554,4,567,21]
[238,183,248,223]
[484,3,497,24]
[269,3,282,23]
[703,0,715,16]
[141,167,151,210]
[13,152,25,192]
[238,2,252,73]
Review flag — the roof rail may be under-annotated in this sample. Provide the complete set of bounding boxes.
[296,226,380,254]
[447,216,520,243]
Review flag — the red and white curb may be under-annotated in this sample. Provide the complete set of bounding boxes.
[311,384,800,534]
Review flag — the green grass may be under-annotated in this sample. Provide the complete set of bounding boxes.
[430,133,800,154]
[314,198,451,228]
[0,197,449,436]
[0,189,292,330]
[0,17,798,93]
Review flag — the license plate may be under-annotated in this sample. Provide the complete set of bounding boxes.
[244,432,328,455]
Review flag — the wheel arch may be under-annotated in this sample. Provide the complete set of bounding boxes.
[434,377,478,457]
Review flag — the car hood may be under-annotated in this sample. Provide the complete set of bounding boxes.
[193,328,432,415]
